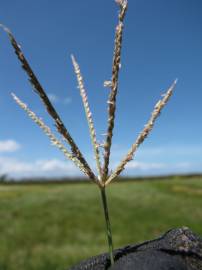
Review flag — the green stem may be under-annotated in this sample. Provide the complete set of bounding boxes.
[100,186,114,266]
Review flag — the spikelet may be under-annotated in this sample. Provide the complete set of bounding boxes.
[105,79,177,186]
[11,93,99,184]
[115,0,127,7]
[71,55,102,181]
[102,0,128,180]
[0,24,96,182]
[104,81,112,88]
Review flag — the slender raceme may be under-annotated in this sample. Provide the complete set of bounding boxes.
[11,93,92,179]
[105,79,177,186]
[102,0,128,180]
[71,55,102,181]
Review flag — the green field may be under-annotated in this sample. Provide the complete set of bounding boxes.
[0,177,202,270]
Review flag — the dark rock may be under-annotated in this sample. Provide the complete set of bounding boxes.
[69,227,202,270]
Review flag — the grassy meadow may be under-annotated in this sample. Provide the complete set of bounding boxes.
[0,177,202,270]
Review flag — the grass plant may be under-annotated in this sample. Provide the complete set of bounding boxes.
[1,0,177,266]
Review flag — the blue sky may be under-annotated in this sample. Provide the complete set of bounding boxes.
[0,0,202,179]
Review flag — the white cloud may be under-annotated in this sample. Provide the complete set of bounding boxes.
[122,160,202,176]
[47,93,59,103]
[136,145,202,159]
[36,159,76,173]
[0,140,21,153]
[0,157,32,173]
[111,144,202,161]
[173,162,193,169]
[126,161,166,170]
[0,157,82,178]
[48,93,72,105]
[0,151,201,179]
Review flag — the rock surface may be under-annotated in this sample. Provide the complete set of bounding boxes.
[69,227,202,270]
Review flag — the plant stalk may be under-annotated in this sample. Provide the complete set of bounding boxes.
[100,186,114,266]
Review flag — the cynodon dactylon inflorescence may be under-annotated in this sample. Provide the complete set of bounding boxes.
[0,0,177,266]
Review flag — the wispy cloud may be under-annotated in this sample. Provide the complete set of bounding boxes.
[126,161,166,170]
[0,157,82,178]
[0,156,201,179]
[0,142,202,179]
[110,144,202,163]
[47,93,59,103]
[47,93,72,105]
[122,160,202,176]
[136,145,202,159]
[0,140,21,153]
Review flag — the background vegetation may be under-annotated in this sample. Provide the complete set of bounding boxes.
[0,177,202,270]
